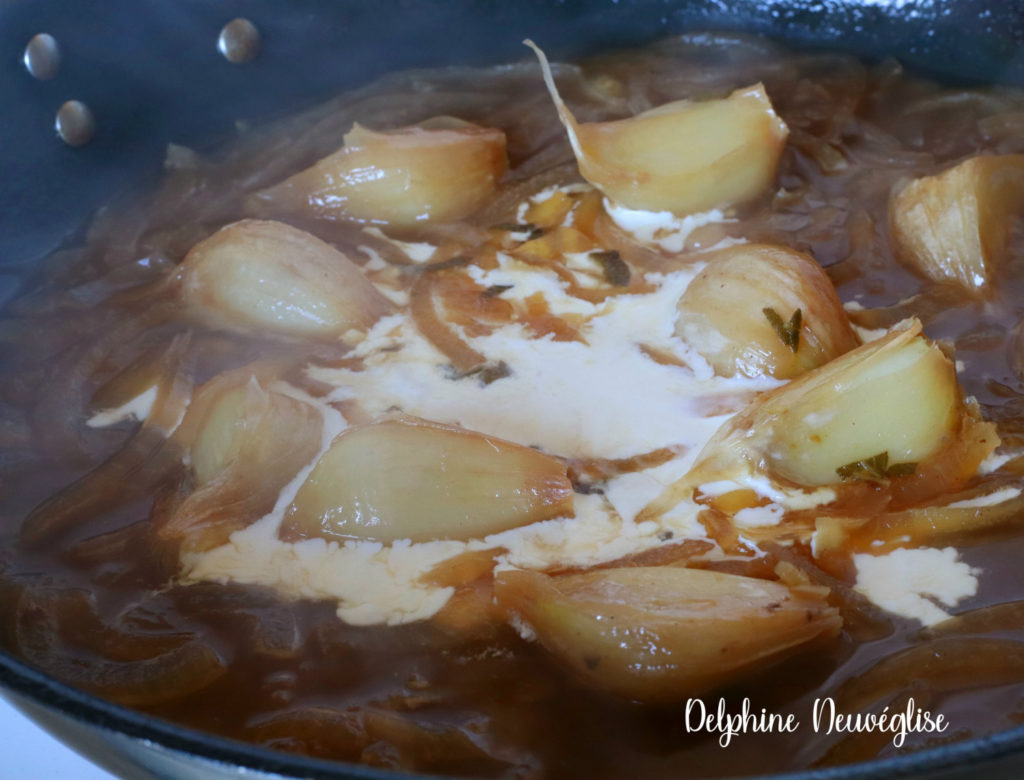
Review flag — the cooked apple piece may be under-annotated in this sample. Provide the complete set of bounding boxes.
[890,154,1024,290]
[495,566,840,702]
[179,219,392,339]
[256,118,507,227]
[672,320,990,497]
[675,244,859,379]
[526,41,788,216]
[282,416,574,543]
[158,369,324,553]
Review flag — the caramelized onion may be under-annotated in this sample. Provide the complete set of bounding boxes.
[157,366,324,553]
[19,334,193,548]
[834,637,1024,715]
[675,243,859,379]
[12,583,226,706]
[890,154,1024,291]
[256,118,508,227]
[179,219,393,339]
[527,40,788,215]
[495,566,840,702]
[282,416,574,544]
[662,320,983,501]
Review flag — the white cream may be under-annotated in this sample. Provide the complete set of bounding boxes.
[979,450,1015,474]
[946,486,1021,508]
[603,198,733,253]
[696,477,836,512]
[853,547,979,626]
[515,183,593,223]
[467,253,599,317]
[313,267,773,462]
[852,324,890,343]
[363,227,436,264]
[87,385,159,428]
[734,503,785,528]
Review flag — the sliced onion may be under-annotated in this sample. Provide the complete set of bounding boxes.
[834,637,1024,715]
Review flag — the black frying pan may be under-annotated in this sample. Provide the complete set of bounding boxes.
[2,2,1024,778]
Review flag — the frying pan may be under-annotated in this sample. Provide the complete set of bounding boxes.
[2,1,1024,778]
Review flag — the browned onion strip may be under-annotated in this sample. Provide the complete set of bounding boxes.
[813,479,1024,562]
[834,637,1024,715]
[565,446,681,487]
[510,250,654,303]
[548,537,715,576]
[591,211,704,273]
[762,542,894,641]
[248,706,523,773]
[12,584,226,706]
[28,303,179,462]
[409,271,487,371]
[18,335,193,548]
[922,600,1024,638]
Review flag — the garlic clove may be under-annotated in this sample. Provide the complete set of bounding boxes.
[675,244,859,379]
[281,416,574,544]
[495,566,840,702]
[526,40,788,216]
[256,118,508,227]
[890,154,1024,291]
[179,219,393,339]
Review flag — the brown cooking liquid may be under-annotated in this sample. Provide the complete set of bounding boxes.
[2,33,1024,778]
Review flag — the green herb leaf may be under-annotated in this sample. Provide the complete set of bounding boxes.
[884,461,918,478]
[836,451,917,482]
[490,222,536,232]
[443,361,512,386]
[481,284,514,298]
[763,307,802,352]
[422,255,470,272]
[589,250,631,287]
[490,222,544,240]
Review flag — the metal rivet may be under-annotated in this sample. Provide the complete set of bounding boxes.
[23,33,61,81]
[55,101,95,147]
[218,18,261,64]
